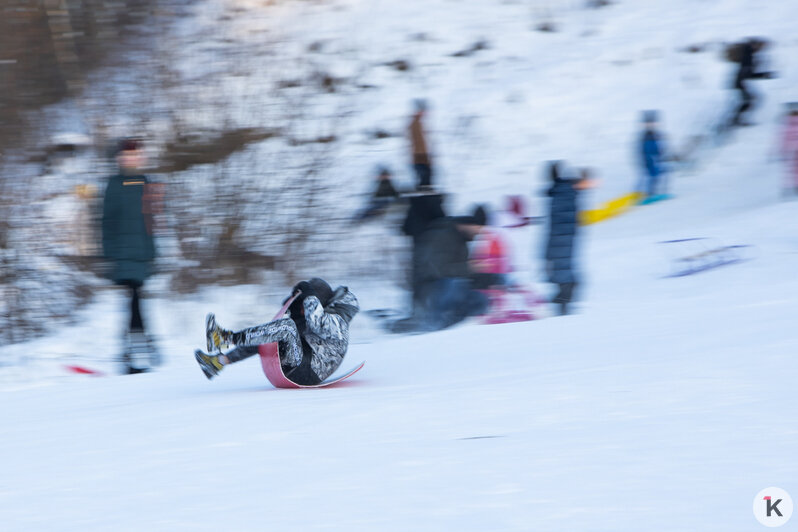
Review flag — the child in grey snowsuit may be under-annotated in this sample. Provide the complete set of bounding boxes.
[195,278,359,385]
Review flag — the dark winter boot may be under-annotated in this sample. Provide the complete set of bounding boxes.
[195,349,224,380]
[205,313,232,353]
[553,282,576,316]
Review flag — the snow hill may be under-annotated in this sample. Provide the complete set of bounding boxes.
[3,0,798,530]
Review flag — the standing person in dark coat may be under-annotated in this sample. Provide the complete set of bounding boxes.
[102,138,159,373]
[729,38,774,127]
[409,99,434,187]
[543,162,589,316]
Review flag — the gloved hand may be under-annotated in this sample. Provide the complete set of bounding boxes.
[285,280,314,319]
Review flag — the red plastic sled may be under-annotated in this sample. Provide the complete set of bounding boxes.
[258,294,364,389]
[478,287,543,325]
[63,364,107,377]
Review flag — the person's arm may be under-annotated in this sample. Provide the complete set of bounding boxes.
[303,296,349,341]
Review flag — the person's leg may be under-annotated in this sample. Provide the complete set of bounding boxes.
[129,283,143,331]
[465,286,490,317]
[429,278,459,328]
[410,238,424,316]
[207,315,303,368]
[432,278,482,329]
[553,282,577,315]
[222,345,260,364]
[197,317,304,380]
[734,83,752,125]
[647,172,659,198]
[413,163,432,187]
[118,280,151,373]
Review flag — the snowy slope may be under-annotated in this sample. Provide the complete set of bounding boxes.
[4,0,798,530]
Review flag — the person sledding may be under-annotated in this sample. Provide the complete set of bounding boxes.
[194,278,359,386]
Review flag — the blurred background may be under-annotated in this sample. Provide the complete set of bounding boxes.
[0,0,793,354]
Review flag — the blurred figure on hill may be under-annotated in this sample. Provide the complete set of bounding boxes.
[354,165,401,221]
[405,205,490,331]
[409,98,434,187]
[728,37,775,127]
[401,182,446,314]
[470,205,524,289]
[469,205,545,323]
[779,103,798,196]
[101,138,160,374]
[638,110,669,201]
[470,204,548,322]
[502,194,540,226]
[543,162,593,316]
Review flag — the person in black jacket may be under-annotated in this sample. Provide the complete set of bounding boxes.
[195,278,359,385]
[730,38,774,127]
[401,184,446,313]
[410,206,490,331]
[543,162,589,316]
[101,138,159,373]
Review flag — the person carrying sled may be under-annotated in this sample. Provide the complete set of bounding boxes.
[195,278,359,386]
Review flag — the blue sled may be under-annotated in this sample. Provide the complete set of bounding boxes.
[639,193,674,205]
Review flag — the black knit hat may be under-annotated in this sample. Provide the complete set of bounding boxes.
[286,278,334,317]
[454,205,487,226]
[307,278,333,306]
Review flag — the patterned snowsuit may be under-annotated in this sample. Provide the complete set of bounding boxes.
[224,287,359,385]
